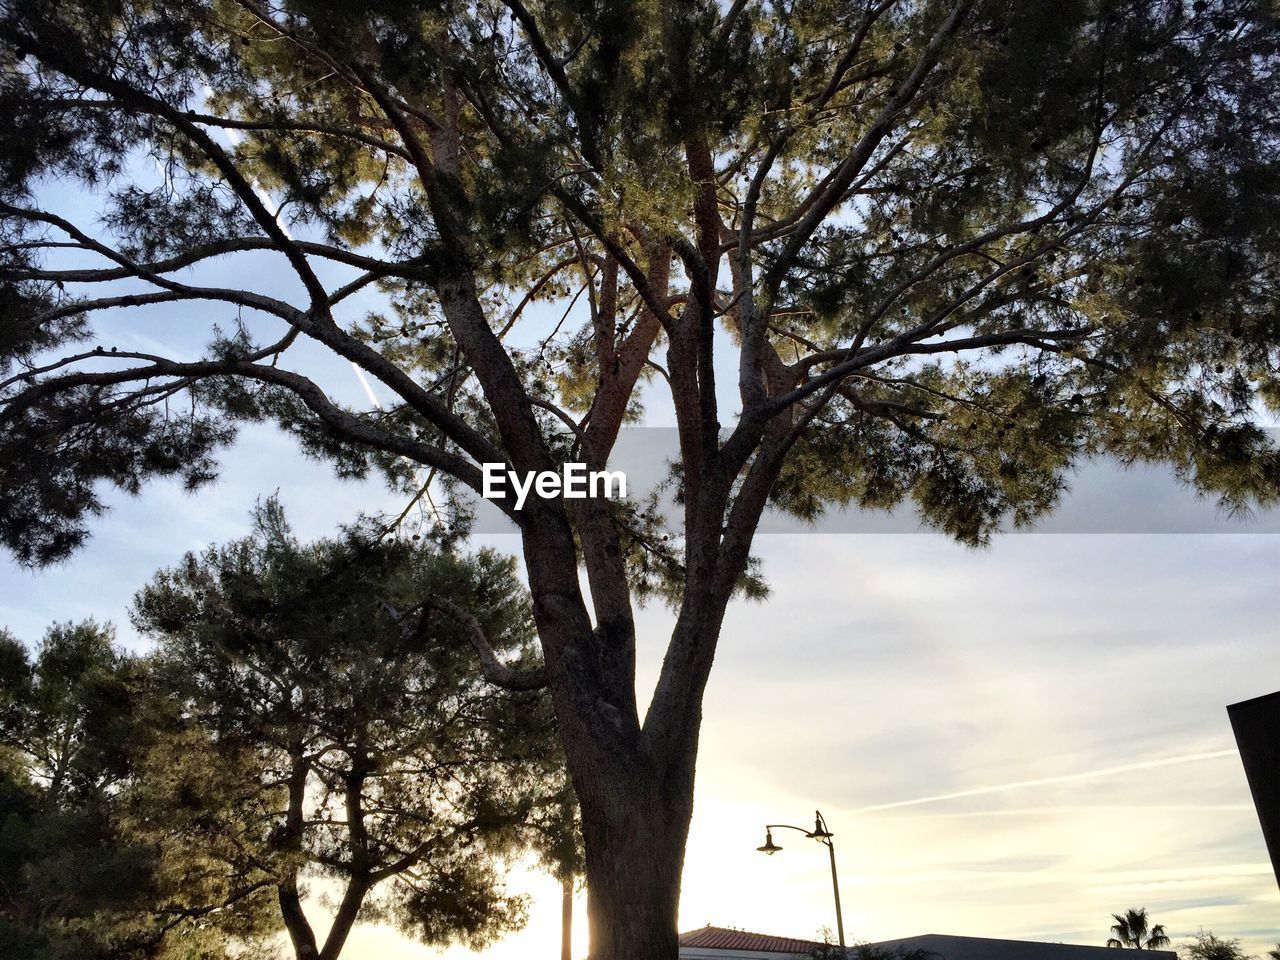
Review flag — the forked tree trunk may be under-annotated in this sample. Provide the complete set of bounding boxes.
[523,514,724,960]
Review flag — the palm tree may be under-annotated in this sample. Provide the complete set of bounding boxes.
[1106,908,1171,950]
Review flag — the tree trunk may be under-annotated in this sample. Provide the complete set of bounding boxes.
[280,748,320,960]
[573,739,698,960]
[521,511,725,960]
[318,876,369,960]
[278,878,320,960]
[581,805,682,960]
[561,875,573,960]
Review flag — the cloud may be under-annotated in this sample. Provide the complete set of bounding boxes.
[850,750,1242,814]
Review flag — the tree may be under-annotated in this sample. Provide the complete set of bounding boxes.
[0,621,267,959]
[1267,945,1280,960]
[0,751,162,960]
[1180,930,1257,960]
[3,2,1280,957]
[524,781,584,960]
[0,620,139,804]
[1108,908,1172,950]
[129,501,562,960]
[809,942,935,960]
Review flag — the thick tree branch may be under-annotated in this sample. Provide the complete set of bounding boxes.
[1,355,499,504]
[405,597,549,692]
[499,0,602,170]
[0,24,333,309]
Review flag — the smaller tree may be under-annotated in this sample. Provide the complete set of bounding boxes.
[524,781,584,960]
[0,621,264,959]
[1180,930,1256,960]
[131,502,563,960]
[808,941,935,960]
[0,620,139,803]
[1108,908,1172,950]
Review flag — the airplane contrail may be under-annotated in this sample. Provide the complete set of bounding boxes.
[852,748,1240,814]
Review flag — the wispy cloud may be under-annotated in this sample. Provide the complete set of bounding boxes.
[880,803,1255,820]
[850,749,1241,814]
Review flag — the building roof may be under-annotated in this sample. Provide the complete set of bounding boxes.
[677,927,1179,960]
[869,934,1178,960]
[679,925,822,954]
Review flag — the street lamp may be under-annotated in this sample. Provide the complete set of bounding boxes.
[756,810,845,950]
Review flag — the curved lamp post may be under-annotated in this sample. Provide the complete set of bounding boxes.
[756,810,845,949]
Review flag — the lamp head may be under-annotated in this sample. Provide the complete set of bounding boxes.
[756,830,782,855]
[809,811,834,839]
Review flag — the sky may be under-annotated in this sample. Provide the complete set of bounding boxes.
[4,126,1279,960]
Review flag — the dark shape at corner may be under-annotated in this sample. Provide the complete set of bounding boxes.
[1227,689,1280,893]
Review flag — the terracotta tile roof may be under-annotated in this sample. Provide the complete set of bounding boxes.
[679,925,822,954]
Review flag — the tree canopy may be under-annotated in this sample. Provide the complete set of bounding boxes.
[0,620,264,959]
[3,0,1279,564]
[1181,930,1258,960]
[130,502,564,960]
[0,620,141,803]
[1107,908,1172,950]
[0,508,570,960]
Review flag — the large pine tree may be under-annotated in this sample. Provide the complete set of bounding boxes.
[3,2,1279,957]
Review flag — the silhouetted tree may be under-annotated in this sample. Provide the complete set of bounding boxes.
[3,3,1280,957]
[130,501,561,960]
[525,778,584,960]
[809,941,936,960]
[1180,930,1256,960]
[0,620,139,802]
[1108,908,1172,950]
[0,621,267,959]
